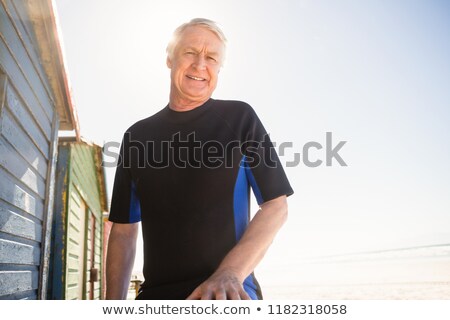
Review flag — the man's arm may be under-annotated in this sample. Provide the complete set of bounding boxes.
[187,195,288,300]
[105,222,139,299]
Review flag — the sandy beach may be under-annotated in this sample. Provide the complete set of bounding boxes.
[260,245,450,299]
[265,281,450,300]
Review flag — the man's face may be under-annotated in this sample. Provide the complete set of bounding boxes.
[167,26,224,107]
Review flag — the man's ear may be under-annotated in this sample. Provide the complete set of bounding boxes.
[166,56,172,68]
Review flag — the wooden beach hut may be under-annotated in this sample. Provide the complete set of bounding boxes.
[49,138,108,300]
[0,0,79,299]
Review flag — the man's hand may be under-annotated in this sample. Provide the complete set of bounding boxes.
[187,195,288,300]
[186,268,251,300]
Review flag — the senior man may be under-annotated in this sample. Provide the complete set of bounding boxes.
[106,18,293,300]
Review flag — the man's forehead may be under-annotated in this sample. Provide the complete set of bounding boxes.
[178,26,223,46]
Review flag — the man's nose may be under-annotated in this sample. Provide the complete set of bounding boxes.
[192,55,207,70]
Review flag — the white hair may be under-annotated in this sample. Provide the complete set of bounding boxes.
[166,18,227,65]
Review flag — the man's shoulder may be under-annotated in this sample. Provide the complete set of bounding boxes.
[213,99,253,110]
[124,107,166,134]
[212,99,257,119]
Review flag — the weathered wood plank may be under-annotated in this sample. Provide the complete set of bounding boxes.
[67,242,81,262]
[9,0,38,47]
[69,207,81,223]
[66,269,82,298]
[67,192,85,243]
[51,143,107,300]
[4,0,52,96]
[68,222,81,235]
[72,166,91,196]
[67,245,83,264]
[72,177,101,215]
[77,146,98,191]
[94,252,102,261]
[0,137,46,199]
[71,145,101,212]
[68,211,83,234]
[0,167,44,220]
[70,191,81,209]
[66,271,81,286]
[0,270,38,296]
[0,203,42,241]
[0,71,5,125]
[0,3,54,120]
[66,285,80,300]
[1,106,48,162]
[1,109,48,177]
[65,186,87,299]
[0,37,52,134]
[67,237,81,254]
[95,226,102,241]
[0,289,37,300]
[6,84,50,150]
[0,237,40,265]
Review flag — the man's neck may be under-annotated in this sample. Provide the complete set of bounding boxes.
[169,93,210,112]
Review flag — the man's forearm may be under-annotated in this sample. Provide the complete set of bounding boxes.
[215,195,288,282]
[187,195,288,300]
[105,223,139,299]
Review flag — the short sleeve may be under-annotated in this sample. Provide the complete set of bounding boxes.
[108,133,142,223]
[242,107,294,205]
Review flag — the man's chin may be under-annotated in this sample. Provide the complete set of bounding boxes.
[182,91,211,102]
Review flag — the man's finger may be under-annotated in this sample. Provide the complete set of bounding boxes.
[186,287,201,300]
[226,288,241,300]
[239,288,251,300]
[200,290,213,300]
[215,289,227,300]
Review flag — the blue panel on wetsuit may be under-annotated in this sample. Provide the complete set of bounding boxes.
[129,180,142,223]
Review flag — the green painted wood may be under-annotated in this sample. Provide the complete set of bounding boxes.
[51,142,106,300]
[65,186,86,299]
[69,144,104,300]
[70,145,101,212]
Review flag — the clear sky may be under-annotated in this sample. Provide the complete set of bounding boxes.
[55,0,450,279]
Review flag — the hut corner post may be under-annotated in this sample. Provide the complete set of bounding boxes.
[38,113,59,300]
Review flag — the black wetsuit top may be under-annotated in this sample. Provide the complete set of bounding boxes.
[109,99,293,299]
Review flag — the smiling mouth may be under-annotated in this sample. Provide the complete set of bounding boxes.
[186,75,206,81]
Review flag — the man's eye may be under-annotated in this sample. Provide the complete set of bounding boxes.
[207,56,217,62]
[185,51,195,55]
